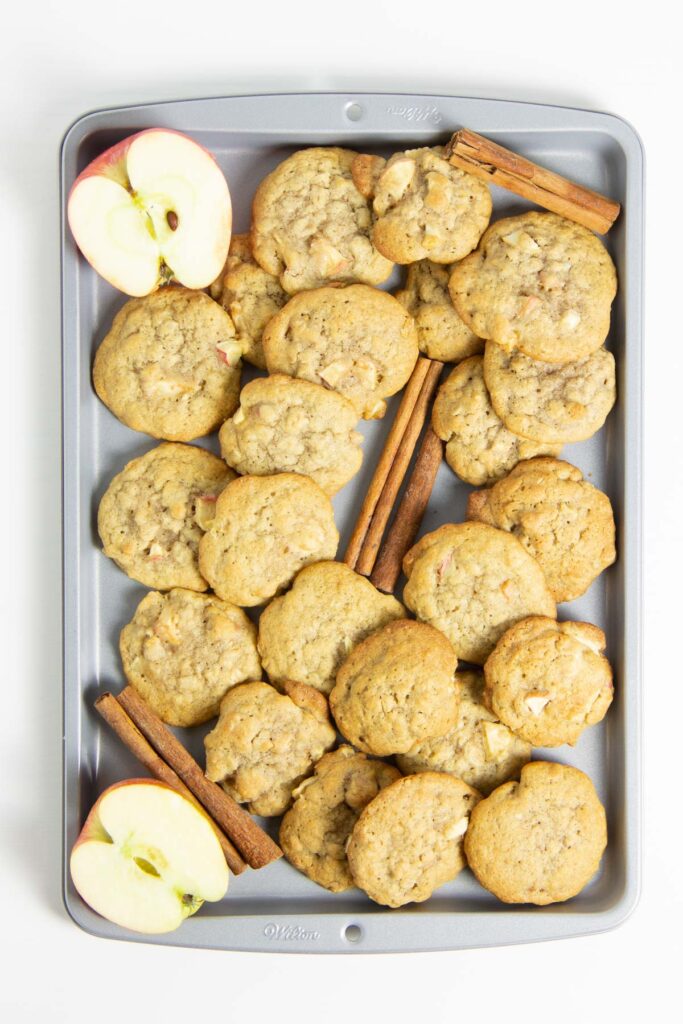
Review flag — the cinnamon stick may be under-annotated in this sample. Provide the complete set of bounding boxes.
[95,692,247,875]
[370,426,443,593]
[116,686,282,870]
[445,129,620,235]
[344,356,431,570]
[355,359,443,577]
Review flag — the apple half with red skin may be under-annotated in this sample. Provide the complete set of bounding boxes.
[67,129,232,296]
[70,779,229,934]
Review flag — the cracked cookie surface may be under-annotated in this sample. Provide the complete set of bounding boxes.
[119,588,261,727]
[204,680,336,816]
[218,374,363,496]
[394,259,483,362]
[98,442,234,591]
[93,287,241,440]
[263,284,419,419]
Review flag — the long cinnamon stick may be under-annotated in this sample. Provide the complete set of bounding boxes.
[95,692,247,875]
[344,356,431,570]
[355,359,443,577]
[370,426,443,593]
[445,129,620,235]
[116,686,282,870]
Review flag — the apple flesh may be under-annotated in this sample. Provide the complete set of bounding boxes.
[67,129,232,296]
[70,779,229,934]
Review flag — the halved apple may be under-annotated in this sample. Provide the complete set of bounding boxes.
[67,129,232,296]
[69,779,229,934]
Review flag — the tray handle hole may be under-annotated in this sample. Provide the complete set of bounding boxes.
[345,102,363,122]
[344,923,362,943]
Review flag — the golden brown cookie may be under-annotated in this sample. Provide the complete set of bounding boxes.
[467,458,617,603]
[279,746,400,893]
[464,761,607,905]
[394,259,483,362]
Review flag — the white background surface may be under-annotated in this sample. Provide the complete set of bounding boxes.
[1,1,678,1020]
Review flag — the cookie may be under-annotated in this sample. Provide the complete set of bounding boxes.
[279,746,400,893]
[262,284,419,419]
[209,232,288,369]
[258,561,405,695]
[432,356,562,485]
[483,617,613,747]
[346,772,481,908]
[204,680,336,816]
[402,521,556,664]
[98,442,234,591]
[467,458,617,603]
[396,670,531,795]
[218,374,363,496]
[464,761,607,905]
[198,473,339,607]
[251,147,393,293]
[483,341,616,444]
[394,259,483,362]
[449,211,617,363]
[93,287,241,441]
[358,147,491,265]
[119,588,261,727]
[329,619,459,756]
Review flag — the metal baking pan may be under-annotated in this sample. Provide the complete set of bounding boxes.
[61,92,643,953]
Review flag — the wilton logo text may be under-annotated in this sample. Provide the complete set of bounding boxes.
[263,923,320,941]
[385,104,442,125]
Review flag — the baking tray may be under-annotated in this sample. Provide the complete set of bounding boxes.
[61,92,643,953]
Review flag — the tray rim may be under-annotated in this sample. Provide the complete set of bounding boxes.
[61,90,644,954]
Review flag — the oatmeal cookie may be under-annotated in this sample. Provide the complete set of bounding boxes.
[198,473,339,607]
[208,233,288,369]
[483,616,613,747]
[396,670,531,795]
[97,442,234,591]
[251,147,393,293]
[279,746,400,893]
[449,211,617,363]
[204,680,336,816]
[262,284,418,419]
[483,341,616,444]
[258,561,405,695]
[402,521,556,664]
[347,772,481,908]
[467,458,617,603]
[329,619,459,756]
[356,147,491,265]
[93,287,241,441]
[394,259,483,362]
[464,761,607,905]
[218,374,363,496]
[432,356,562,485]
[119,588,261,727]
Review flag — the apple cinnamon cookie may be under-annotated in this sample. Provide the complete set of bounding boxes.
[119,588,261,727]
[467,458,617,603]
[346,772,481,908]
[329,619,459,756]
[432,356,562,485]
[93,287,241,441]
[251,147,393,293]
[483,617,613,747]
[483,341,616,444]
[449,211,617,363]
[262,284,419,419]
[204,680,336,816]
[98,442,234,591]
[209,233,288,369]
[218,374,363,496]
[394,259,483,362]
[402,522,556,664]
[198,473,339,607]
[397,670,531,795]
[355,147,492,265]
[258,561,405,695]
[464,761,607,905]
[279,746,400,893]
